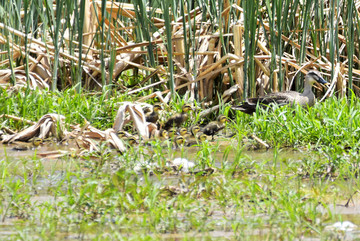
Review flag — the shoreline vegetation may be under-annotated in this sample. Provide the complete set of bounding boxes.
[0,0,360,240]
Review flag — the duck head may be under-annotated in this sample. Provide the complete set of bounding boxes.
[305,70,329,86]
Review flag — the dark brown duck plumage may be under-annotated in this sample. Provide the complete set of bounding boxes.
[232,70,329,114]
[163,104,193,130]
[145,104,163,123]
[186,133,208,146]
[203,115,227,140]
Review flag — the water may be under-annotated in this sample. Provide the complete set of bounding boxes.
[0,142,359,240]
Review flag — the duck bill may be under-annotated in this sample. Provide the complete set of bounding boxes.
[317,77,329,86]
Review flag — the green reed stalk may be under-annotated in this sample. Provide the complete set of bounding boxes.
[313,1,325,56]
[133,0,157,85]
[44,0,62,90]
[298,0,312,90]
[179,0,189,72]
[99,0,107,87]
[328,0,340,80]
[275,0,286,91]
[2,1,18,85]
[242,0,258,98]
[75,0,86,93]
[346,0,355,93]
[23,0,31,87]
[161,0,175,98]
[265,0,276,90]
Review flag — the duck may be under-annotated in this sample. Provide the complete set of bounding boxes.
[173,135,186,148]
[163,104,193,130]
[182,125,201,145]
[149,128,169,141]
[178,127,189,137]
[117,130,128,138]
[168,128,177,139]
[178,127,192,143]
[203,115,228,140]
[12,137,43,151]
[190,125,201,137]
[126,136,139,145]
[186,133,208,146]
[145,104,163,123]
[231,70,329,114]
[159,129,169,140]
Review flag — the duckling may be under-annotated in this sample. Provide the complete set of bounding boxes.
[32,137,43,147]
[190,125,201,136]
[178,125,201,146]
[117,130,128,138]
[178,127,189,137]
[159,129,169,140]
[179,127,195,143]
[186,133,208,146]
[203,115,228,140]
[168,128,177,139]
[163,104,193,130]
[126,136,139,145]
[174,135,186,148]
[198,133,208,142]
[12,137,43,151]
[145,104,163,123]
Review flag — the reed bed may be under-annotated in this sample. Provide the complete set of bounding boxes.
[0,0,359,104]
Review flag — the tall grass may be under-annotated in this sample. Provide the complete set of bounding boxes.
[242,0,258,98]
[160,0,175,97]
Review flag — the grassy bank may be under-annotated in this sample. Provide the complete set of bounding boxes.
[0,90,358,239]
[2,88,360,151]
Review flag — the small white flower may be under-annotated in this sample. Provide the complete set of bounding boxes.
[325,221,357,231]
[172,158,195,173]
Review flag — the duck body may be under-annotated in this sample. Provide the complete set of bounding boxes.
[203,115,227,140]
[232,70,328,114]
[145,112,159,123]
[173,135,185,149]
[163,113,188,130]
[12,138,43,151]
[186,133,208,146]
[163,104,192,130]
[145,104,163,123]
[203,122,225,137]
[237,90,315,114]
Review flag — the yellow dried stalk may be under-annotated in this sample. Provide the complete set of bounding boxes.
[233,24,244,99]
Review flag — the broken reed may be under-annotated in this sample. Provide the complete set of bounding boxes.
[0,0,359,99]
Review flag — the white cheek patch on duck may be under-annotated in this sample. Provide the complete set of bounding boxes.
[308,78,316,85]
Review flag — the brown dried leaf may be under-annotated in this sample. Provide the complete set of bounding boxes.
[2,114,65,143]
[105,129,126,153]
[113,102,156,140]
